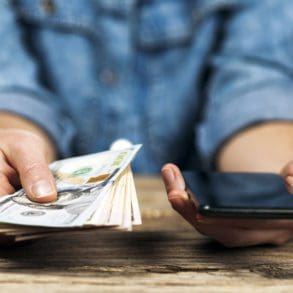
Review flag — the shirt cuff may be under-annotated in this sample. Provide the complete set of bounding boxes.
[0,92,75,157]
[197,85,293,169]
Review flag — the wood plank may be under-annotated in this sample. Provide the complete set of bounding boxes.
[0,176,292,291]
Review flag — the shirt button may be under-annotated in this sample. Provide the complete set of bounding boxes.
[99,68,118,86]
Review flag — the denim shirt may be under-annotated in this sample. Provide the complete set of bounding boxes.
[1,0,293,173]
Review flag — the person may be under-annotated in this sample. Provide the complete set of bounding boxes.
[0,0,293,247]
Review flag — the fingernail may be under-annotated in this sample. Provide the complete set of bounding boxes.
[162,168,174,185]
[32,180,55,198]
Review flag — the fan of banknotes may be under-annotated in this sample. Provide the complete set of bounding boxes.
[0,145,142,244]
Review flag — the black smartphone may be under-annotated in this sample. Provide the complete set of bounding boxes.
[183,170,293,219]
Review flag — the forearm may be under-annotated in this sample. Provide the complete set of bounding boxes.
[216,122,293,174]
[0,112,57,162]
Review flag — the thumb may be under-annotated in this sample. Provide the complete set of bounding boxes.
[161,164,198,227]
[161,163,189,207]
[8,147,57,203]
[161,163,185,193]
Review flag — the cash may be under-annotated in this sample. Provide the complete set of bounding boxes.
[0,145,142,245]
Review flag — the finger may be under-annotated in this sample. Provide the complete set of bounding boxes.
[0,173,15,195]
[6,147,57,203]
[168,189,198,226]
[1,164,20,188]
[195,223,292,247]
[161,163,185,193]
[0,151,20,187]
[161,164,200,227]
[196,215,293,230]
[161,164,199,204]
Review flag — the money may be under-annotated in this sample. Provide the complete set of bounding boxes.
[0,145,142,244]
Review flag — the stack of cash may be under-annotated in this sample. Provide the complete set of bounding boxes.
[0,145,142,245]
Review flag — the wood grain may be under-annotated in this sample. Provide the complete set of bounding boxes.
[0,176,292,292]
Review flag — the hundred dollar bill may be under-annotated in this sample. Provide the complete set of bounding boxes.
[0,145,141,228]
[51,144,141,189]
[86,166,139,229]
[0,165,142,244]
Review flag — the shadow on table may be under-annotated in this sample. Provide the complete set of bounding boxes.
[0,230,292,279]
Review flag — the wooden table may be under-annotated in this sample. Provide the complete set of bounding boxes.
[0,176,292,292]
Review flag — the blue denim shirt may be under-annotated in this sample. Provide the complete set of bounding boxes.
[1,0,293,173]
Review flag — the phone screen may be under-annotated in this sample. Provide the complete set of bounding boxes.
[183,171,293,218]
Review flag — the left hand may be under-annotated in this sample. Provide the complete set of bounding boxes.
[161,162,293,247]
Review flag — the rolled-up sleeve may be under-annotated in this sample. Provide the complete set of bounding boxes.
[0,1,75,157]
[198,0,293,168]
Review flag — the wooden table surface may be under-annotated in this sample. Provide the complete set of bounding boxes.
[0,176,293,292]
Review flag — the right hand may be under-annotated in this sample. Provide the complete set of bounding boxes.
[0,128,57,203]
[161,163,293,247]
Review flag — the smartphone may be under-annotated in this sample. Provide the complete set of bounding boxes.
[183,170,293,219]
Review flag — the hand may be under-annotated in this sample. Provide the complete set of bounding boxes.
[0,129,57,203]
[161,163,293,247]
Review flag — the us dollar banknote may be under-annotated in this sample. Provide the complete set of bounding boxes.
[0,145,141,229]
